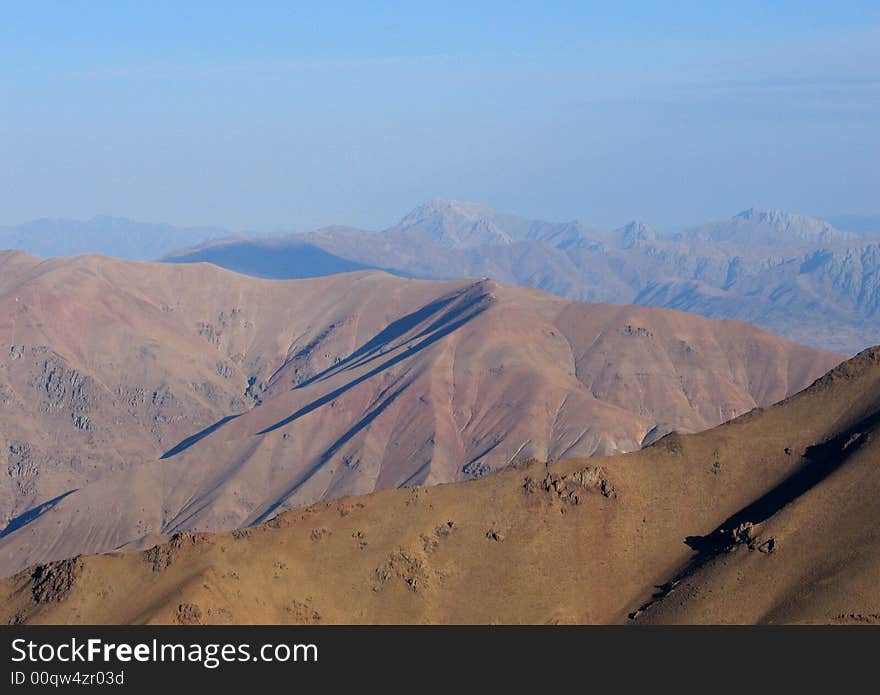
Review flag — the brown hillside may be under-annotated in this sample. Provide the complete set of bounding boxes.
[0,251,842,577]
[2,348,877,625]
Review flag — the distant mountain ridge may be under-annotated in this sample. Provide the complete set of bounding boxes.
[165,200,880,353]
[676,208,858,246]
[4,203,878,352]
[385,197,615,249]
[392,198,516,247]
[157,234,382,280]
[0,216,234,260]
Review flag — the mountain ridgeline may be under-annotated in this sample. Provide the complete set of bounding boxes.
[4,201,878,354]
[0,217,231,261]
[164,199,880,354]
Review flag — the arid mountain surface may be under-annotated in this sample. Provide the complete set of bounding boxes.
[166,200,880,353]
[3,346,878,625]
[0,251,841,577]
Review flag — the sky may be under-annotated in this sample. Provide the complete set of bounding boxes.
[1,1,879,232]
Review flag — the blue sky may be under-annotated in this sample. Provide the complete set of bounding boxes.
[1,2,878,231]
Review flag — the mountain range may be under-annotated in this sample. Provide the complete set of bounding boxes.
[0,216,231,261]
[5,344,878,625]
[4,202,878,354]
[0,251,841,577]
[165,200,880,354]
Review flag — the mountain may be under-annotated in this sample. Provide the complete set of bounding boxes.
[164,230,383,279]
[4,346,878,625]
[384,197,613,249]
[0,216,230,260]
[0,251,841,576]
[617,221,657,249]
[390,198,517,247]
[675,208,857,246]
[634,241,880,350]
[162,201,880,354]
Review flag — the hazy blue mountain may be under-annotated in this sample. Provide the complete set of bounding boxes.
[163,233,379,279]
[616,221,658,249]
[0,216,231,260]
[160,201,880,354]
[674,208,857,246]
[386,198,611,249]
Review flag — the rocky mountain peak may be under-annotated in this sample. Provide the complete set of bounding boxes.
[617,221,658,248]
[391,199,514,248]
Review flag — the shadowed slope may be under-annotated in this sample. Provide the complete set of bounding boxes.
[164,237,392,279]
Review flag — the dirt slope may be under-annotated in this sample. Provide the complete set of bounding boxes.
[2,348,877,625]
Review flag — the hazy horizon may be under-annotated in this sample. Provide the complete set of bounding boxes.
[2,2,878,232]
[2,200,878,238]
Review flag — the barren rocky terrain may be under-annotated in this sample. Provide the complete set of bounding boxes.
[4,346,878,625]
[0,251,841,576]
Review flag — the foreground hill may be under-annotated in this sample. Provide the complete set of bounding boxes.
[165,199,880,353]
[0,251,840,576]
[4,347,878,625]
